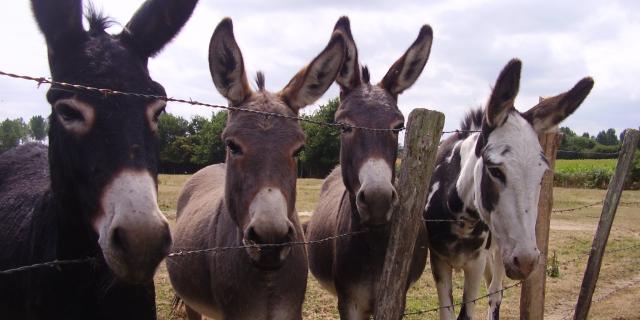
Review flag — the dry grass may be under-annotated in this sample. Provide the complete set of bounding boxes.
[155,175,640,319]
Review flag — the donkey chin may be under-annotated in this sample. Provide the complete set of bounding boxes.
[95,170,172,283]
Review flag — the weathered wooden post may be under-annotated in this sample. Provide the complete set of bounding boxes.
[520,132,562,319]
[573,128,639,320]
[374,108,444,319]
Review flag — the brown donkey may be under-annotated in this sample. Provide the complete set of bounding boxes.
[306,17,433,319]
[167,18,346,320]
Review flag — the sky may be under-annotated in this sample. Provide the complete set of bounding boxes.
[0,0,638,136]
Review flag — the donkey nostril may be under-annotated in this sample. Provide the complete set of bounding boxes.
[111,227,129,252]
[513,256,520,268]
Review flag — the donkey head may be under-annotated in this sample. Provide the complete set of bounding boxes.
[474,59,594,279]
[32,0,197,283]
[333,17,433,227]
[209,18,345,270]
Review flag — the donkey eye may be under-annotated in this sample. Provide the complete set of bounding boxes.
[56,103,84,122]
[487,167,506,183]
[226,140,243,156]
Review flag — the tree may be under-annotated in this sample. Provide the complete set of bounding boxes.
[298,98,340,178]
[559,126,576,137]
[595,128,619,146]
[28,115,48,141]
[0,118,29,153]
[190,111,227,166]
[157,113,191,172]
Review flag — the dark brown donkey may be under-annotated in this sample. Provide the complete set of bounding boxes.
[306,17,433,319]
[167,18,346,320]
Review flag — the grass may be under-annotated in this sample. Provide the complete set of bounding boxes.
[555,159,617,174]
[155,175,640,319]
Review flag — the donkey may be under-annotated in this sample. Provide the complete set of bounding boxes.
[306,17,433,319]
[0,0,197,318]
[424,59,594,319]
[167,18,346,320]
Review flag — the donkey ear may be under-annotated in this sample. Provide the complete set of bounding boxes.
[485,59,521,127]
[279,31,346,112]
[523,77,594,133]
[123,0,198,58]
[208,18,252,106]
[379,25,433,97]
[333,16,361,92]
[31,0,87,51]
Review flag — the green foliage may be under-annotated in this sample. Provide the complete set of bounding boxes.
[298,98,340,178]
[559,126,576,137]
[554,158,640,190]
[547,251,560,278]
[156,111,227,173]
[559,128,620,159]
[28,115,48,141]
[0,118,29,153]
[595,128,619,146]
[189,112,227,166]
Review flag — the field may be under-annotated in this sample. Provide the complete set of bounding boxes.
[554,158,639,190]
[155,174,640,319]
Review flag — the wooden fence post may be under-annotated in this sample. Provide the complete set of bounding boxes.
[374,108,444,320]
[520,132,562,319]
[573,128,639,320]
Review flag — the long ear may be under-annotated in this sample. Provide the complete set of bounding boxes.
[31,0,87,51]
[523,77,594,133]
[485,59,521,127]
[333,16,361,92]
[379,25,433,97]
[122,0,198,58]
[208,18,252,106]
[279,31,346,112]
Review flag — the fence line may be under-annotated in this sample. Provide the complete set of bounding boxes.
[0,69,484,136]
[0,231,366,275]
[552,201,602,213]
[0,257,96,275]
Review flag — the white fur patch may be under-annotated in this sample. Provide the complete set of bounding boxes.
[248,187,290,239]
[96,170,166,237]
[425,181,440,211]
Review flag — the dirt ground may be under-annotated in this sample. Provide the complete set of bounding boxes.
[155,176,640,319]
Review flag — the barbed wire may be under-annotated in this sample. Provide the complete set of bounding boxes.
[403,281,524,317]
[167,230,366,258]
[552,201,602,213]
[0,257,96,275]
[547,243,640,274]
[0,231,367,274]
[0,69,488,135]
[0,70,403,133]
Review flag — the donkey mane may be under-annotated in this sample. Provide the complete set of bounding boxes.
[85,4,115,35]
[255,71,265,91]
[459,107,484,139]
[361,66,370,84]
